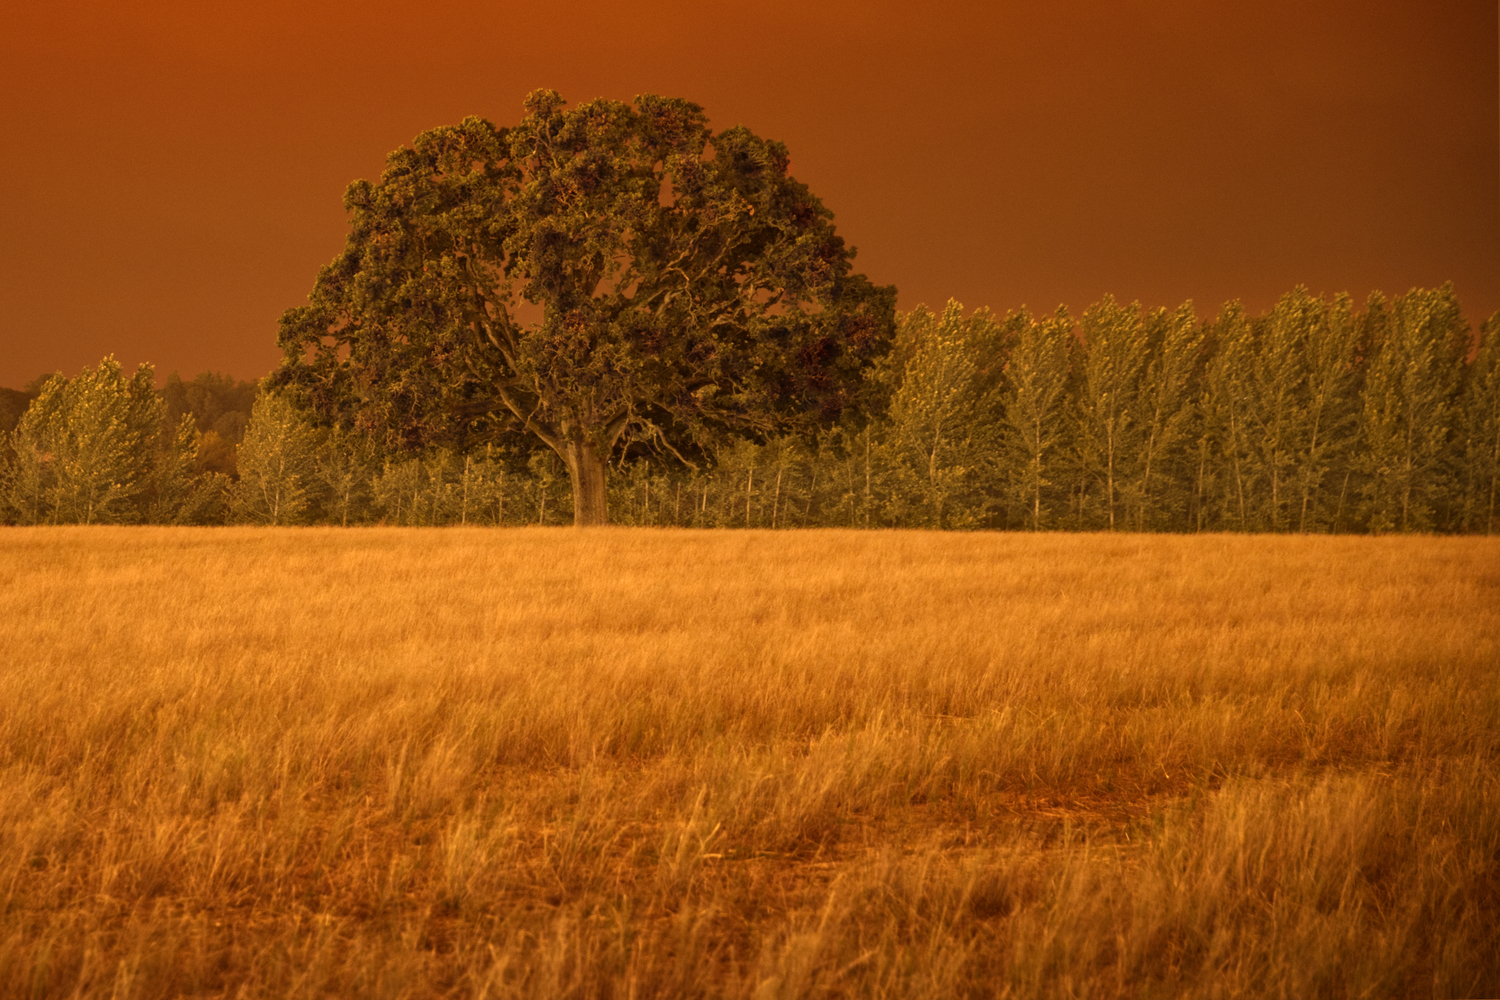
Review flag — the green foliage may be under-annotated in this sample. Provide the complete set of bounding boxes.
[1071,297,1155,530]
[608,461,699,528]
[1198,303,1257,530]
[1292,293,1363,532]
[372,454,447,527]
[273,90,896,524]
[523,451,573,525]
[7,285,1488,534]
[145,414,230,525]
[2,358,161,524]
[1357,285,1467,533]
[1457,313,1500,534]
[1130,304,1202,531]
[229,392,321,526]
[371,447,536,526]
[995,308,1073,529]
[1197,289,1366,533]
[1191,293,1368,533]
[1240,291,1310,530]
[687,437,813,529]
[881,302,1003,528]
[314,426,379,528]
[0,425,47,525]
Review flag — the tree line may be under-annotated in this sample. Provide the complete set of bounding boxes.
[3,283,1496,533]
[10,95,1496,534]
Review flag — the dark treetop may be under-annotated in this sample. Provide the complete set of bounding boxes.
[272,89,896,524]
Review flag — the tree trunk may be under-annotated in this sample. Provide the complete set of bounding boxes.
[565,438,610,526]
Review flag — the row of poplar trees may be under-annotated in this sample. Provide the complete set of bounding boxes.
[636,284,1498,534]
[3,284,1497,533]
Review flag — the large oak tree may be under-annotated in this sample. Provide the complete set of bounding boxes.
[272,90,896,525]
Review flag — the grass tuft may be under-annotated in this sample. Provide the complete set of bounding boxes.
[1,527,1496,997]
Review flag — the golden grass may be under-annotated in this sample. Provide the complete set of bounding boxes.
[1,527,1497,999]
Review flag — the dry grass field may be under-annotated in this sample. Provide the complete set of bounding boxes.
[1,527,1497,999]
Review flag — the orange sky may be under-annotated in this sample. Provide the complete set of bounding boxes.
[2,0,1496,388]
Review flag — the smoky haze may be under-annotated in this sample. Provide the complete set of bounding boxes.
[1,0,1496,388]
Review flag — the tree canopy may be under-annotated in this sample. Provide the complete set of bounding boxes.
[272,90,897,524]
[2,357,198,525]
[4,287,1494,533]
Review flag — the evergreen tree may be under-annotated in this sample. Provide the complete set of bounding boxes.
[230,392,321,525]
